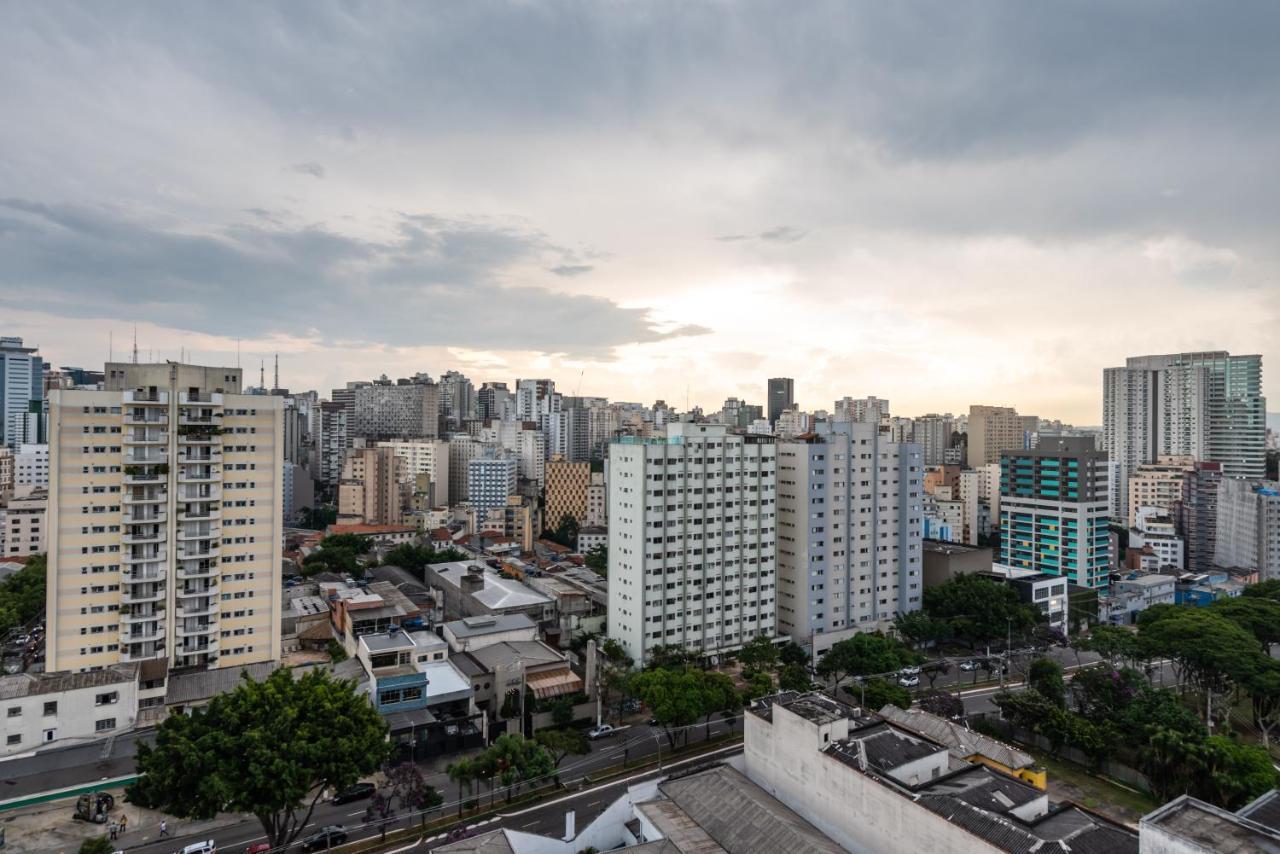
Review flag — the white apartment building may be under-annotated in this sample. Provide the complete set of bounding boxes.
[1126,455,1195,527]
[46,363,283,674]
[1129,507,1184,570]
[447,434,486,505]
[774,409,811,438]
[377,439,449,508]
[2,487,46,556]
[607,423,777,663]
[1,663,139,757]
[834,396,889,426]
[15,443,49,486]
[585,471,607,527]
[775,422,924,655]
[912,414,955,466]
[1215,479,1280,579]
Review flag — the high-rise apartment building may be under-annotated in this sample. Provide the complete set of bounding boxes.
[352,379,440,440]
[447,434,486,504]
[585,471,607,527]
[476,382,513,422]
[767,378,795,425]
[438,370,476,434]
[318,400,350,495]
[376,439,449,509]
[1127,455,1196,527]
[607,423,777,663]
[46,362,283,673]
[1180,462,1222,574]
[775,422,923,655]
[834,396,889,426]
[968,405,1036,467]
[999,437,1111,588]
[545,455,591,530]
[15,442,49,487]
[338,445,405,525]
[467,451,517,513]
[1103,351,1265,522]
[1,337,43,449]
[912,414,955,466]
[1214,479,1280,580]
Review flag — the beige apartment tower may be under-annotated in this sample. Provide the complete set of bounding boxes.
[46,363,283,674]
[544,455,591,530]
[338,445,405,525]
[967,405,1036,466]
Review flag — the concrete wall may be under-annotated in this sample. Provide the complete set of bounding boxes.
[744,708,1000,854]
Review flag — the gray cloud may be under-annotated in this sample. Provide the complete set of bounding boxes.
[0,198,706,356]
[288,162,325,179]
[758,226,805,244]
[549,264,594,277]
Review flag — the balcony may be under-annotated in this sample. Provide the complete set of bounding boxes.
[123,466,169,486]
[180,580,218,596]
[124,430,168,445]
[123,489,168,505]
[122,585,165,604]
[178,563,218,579]
[124,411,169,427]
[124,509,167,525]
[122,548,167,566]
[125,449,168,464]
[121,644,166,662]
[177,507,220,522]
[121,626,164,643]
[124,389,168,405]
[176,621,216,637]
[178,485,220,501]
[178,448,221,463]
[175,601,217,619]
[177,544,220,560]
[177,526,220,541]
[177,428,222,445]
[178,467,220,484]
[179,391,223,406]
[123,527,165,545]
[121,608,165,625]
[124,567,165,583]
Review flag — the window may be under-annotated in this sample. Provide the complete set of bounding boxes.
[95,691,119,706]
[95,718,117,732]
[6,706,19,718]
[6,734,19,746]
[43,701,57,716]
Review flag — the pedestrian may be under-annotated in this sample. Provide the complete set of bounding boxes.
[159,819,169,837]
[120,813,128,834]
[109,821,118,841]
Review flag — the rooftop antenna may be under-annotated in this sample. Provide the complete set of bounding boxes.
[109,330,113,363]
[273,353,279,392]
[260,360,265,390]
[131,324,138,364]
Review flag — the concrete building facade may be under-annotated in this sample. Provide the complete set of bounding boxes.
[545,455,591,530]
[767,378,794,425]
[2,487,46,556]
[1127,455,1196,527]
[352,379,440,440]
[0,337,43,450]
[377,439,449,508]
[607,423,777,663]
[46,362,283,674]
[1215,479,1280,580]
[1180,461,1222,574]
[338,445,405,525]
[775,422,923,655]
[967,405,1036,467]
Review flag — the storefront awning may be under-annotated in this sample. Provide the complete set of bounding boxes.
[526,669,584,700]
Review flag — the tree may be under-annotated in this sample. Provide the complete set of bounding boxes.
[645,644,702,671]
[816,633,920,699]
[918,691,965,720]
[893,610,949,650]
[375,763,442,823]
[584,545,607,575]
[446,758,477,816]
[1211,596,1280,654]
[1138,607,1268,697]
[384,542,470,573]
[1080,625,1143,669]
[630,667,739,747]
[535,728,590,779]
[779,641,809,668]
[1242,579,1280,602]
[546,514,580,549]
[129,669,388,850]
[301,534,372,577]
[920,574,1040,648]
[741,669,774,702]
[1028,657,1066,708]
[0,553,46,633]
[1244,660,1280,749]
[778,663,811,693]
[1200,736,1280,810]
[858,678,912,711]
[79,838,114,854]
[736,634,779,673]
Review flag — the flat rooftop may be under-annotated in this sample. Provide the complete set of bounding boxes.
[1144,795,1280,852]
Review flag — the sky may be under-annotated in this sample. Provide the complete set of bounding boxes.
[2,2,1278,424]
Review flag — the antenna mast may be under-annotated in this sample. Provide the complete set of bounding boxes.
[260,360,265,391]
[273,353,279,392]
[132,324,138,364]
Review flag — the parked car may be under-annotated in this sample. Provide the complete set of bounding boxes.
[245,845,271,854]
[899,665,922,676]
[331,782,376,804]
[587,723,617,740]
[301,826,348,852]
[959,660,980,672]
[176,841,216,854]
[897,675,920,688]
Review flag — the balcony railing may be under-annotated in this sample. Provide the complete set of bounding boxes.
[177,527,220,541]
[124,389,168,405]
[179,391,223,405]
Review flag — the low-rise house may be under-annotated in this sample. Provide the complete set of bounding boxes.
[576,525,607,553]
[1100,573,1177,625]
[875,705,1045,789]
[324,522,418,547]
[425,560,554,623]
[1,664,139,756]
[165,661,277,715]
[442,613,539,652]
[321,579,421,656]
[453,639,584,724]
[1142,789,1280,852]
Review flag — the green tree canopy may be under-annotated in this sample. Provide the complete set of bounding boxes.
[779,641,809,668]
[1137,606,1269,695]
[0,553,46,633]
[1242,579,1280,602]
[1028,657,1066,707]
[301,534,372,577]
[79,838,114,854]
[545,514,580,549]
[920,573,1040,647]
[1210,596,1280,653]
[383,542,469,573]
[816,633,920,697]
[584,545,607,575]
[778,663,811,693]
[858,678,912,711]
[535,728,590,770]
[129,669,388,850]
[630,667,740,747]
[1079,624,1144,669]
[736,634,780,672]
[893,610,949,649]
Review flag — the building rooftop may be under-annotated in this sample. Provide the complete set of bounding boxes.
[443,613,537,639]
[1143,794,1280,852]
[360,629,417,653]
[421,659,473,703]
[876,706,1036,771]
[922,539,988,556]
[325,523,417,536]
[467,640,567,672]
[430,561,553,611]
[0,663,139,700]
[166,662,277,706]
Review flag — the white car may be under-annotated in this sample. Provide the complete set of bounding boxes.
[959,660,980,672]
[587,724,617,740]
[899,665,922,676]
[897,675,920,688]
[177,842,216,854]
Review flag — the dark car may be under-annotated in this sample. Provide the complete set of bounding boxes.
[331,782,376,804]
[301,826,348,851]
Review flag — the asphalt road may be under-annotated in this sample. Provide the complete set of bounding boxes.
[109,718,738,854]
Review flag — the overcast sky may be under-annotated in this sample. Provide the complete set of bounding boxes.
[3,2,1277,422]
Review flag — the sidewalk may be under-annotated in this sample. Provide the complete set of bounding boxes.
[0,788,236,854]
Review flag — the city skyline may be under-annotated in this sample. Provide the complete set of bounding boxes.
[3,4,1278,422]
